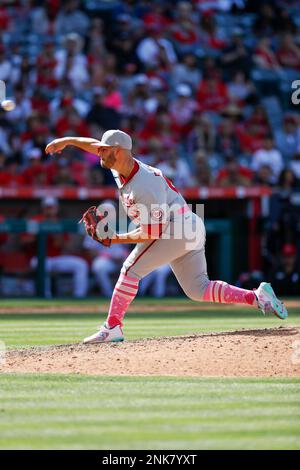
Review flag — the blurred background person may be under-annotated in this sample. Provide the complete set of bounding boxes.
[251,135,284,184]
[269,244,300,296]
[139,265,173,298]
[82,200,129,297]
[263,168,300,272]
[84,236,129,298]
[21,197,89,298]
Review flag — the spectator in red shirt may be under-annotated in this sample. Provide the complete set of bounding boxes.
[20,113,48,144]
[277,34,300,70]
[171,2,198,53]
[237,122,266,154]
[199,10,226,50]
[237,105,269,154]
[253,37,282,72]
[0,157,25,187]
[196,72,229,113]
[216,155,252,187]
[142,4,172,33]
[138,111,180,151]
[46,146,89,187]
[36,40,58,90]
[51,161,77,187]
[30,88,50,115]
[0,6,10,30]
[21,149,49,186]
[55,107,90,137]
[246,105,269,133]
[172,20,198,48]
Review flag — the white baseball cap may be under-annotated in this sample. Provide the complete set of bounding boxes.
[98,129,132,150]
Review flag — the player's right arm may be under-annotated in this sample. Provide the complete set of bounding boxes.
[45,137,101,156]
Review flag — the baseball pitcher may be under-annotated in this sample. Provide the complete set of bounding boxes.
[45,129,288,343]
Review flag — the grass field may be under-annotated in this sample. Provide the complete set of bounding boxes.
[0,298,300,450]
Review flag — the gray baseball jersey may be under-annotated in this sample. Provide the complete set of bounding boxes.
[114,159,187,226]
[112,159,209,299]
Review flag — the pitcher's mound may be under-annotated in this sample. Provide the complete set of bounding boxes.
[1,327,300,377]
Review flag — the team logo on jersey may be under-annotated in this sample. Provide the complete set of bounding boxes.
[150,208,164,221]
[122,193,135,207]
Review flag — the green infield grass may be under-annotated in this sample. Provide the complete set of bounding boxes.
[0,298,300,348]
[0,375,299,450]
[0,298,299,450]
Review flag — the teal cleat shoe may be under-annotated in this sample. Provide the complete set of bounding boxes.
[255,282,288,320]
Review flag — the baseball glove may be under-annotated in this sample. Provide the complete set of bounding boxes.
[79,206,112,247]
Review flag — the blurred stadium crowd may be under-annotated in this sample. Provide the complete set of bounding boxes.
[0,0,300,297]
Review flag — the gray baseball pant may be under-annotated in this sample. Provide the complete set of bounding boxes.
[121,214,210,300]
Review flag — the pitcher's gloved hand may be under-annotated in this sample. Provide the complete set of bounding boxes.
[79,206,112,247]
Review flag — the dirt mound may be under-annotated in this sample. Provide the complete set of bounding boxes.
[1,327,300,377]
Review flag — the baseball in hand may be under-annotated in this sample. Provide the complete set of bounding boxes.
[1,100,16,111]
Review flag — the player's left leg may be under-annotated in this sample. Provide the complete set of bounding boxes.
[170,248,288,319]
